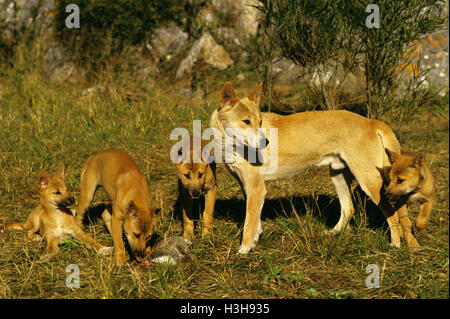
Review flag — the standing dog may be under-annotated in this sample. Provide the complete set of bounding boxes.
[0,164,113,260]
[76,149,160,266]
[176,138,217,239]
[209,82,419,254]
[384,149,435,235]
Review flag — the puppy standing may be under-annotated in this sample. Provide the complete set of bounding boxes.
[385,149,435,235]
[0,164,113,260]
[76,149,160,266]
[177,138,217,239]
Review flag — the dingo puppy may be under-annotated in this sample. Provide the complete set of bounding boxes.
[209,82,419,254]
[384,149,435,235]
[0,164,113,260]
[177,138,217,239]
[76,149,160,266]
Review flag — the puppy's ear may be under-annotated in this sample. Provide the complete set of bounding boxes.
[385,148,399,164]
[37,169,50,189]
[126,201,138,217]
[248,82,263,105]
[55,163,65,180]
[152,208,161,219]
[219,82,238,109]
[412,154,424,168]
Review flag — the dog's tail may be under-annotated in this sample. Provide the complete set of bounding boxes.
[0,222,25,233]
[374,120,401,172]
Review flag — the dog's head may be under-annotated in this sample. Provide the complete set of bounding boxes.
[216,82,269,151]
[123,201,160,258]
[384,148,426,201]
[37,163,75,213]
[177,139,212,199]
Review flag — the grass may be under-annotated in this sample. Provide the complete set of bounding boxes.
[0,56,448,299]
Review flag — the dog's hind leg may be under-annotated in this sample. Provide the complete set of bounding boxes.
[101,208,112,235]
[326,167,354,235]
[76,169,98,225]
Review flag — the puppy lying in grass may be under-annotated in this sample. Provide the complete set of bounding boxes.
[0,164,113,260]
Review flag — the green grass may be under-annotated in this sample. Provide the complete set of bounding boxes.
[0,59,448,299]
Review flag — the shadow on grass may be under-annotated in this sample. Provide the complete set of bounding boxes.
[171,186,388,232]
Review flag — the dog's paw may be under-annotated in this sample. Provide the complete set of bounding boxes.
[389,242,401,249]
[322,229,336,236]
[98,246,114,256]
[31,234,42,242]
[238,243,254,255]
[41,253,57,261]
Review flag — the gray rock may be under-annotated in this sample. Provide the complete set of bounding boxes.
[42,46,75,82]
[151,23,188,60]
[176,32,233,78]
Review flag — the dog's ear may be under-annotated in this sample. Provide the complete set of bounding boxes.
[152,208,161,218]
[54,163,65,180]
[385,148,399,164]
[248,82,263,105]
[412,154,424,168]
[126,201,138,217]
[219,82,238,109]
[37,169,50,189]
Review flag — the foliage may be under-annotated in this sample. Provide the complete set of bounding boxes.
[54,0,200,72]
[255,0,448,118]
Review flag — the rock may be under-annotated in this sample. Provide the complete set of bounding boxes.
[81,84,105,97]
[271,57,302,84]
[213,27,243,47]
[176,32,233,79]
[211,0,261,37]
[236,0,261,37]
[151,23,188,60]
[42,46,75,82]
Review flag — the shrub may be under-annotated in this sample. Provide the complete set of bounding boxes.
[54,0,198,73]
[255,0,448,119]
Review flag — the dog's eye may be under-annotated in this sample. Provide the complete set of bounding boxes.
[184,174,190,179]
[198,172,204,178]
[242,119,251,125]
[397,178,404,184]
[54,190,61,195]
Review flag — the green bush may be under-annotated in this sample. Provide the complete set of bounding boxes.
[54,0,196,72]
[255,0,448,119]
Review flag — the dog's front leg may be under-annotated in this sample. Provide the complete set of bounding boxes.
[202,184,217,237]
[111,205,127,266]
[238,172,266,254]
[397,205,419,247]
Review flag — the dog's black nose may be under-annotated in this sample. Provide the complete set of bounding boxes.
[68,197,75,205]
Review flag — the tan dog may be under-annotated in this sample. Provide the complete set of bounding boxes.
[176,138,217,239]
[384,149,435,235]
[209,82,418,254]
[0,164,113,260]
[76,149,160,266]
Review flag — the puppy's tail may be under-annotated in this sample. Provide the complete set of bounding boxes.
[0,222,25,233]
